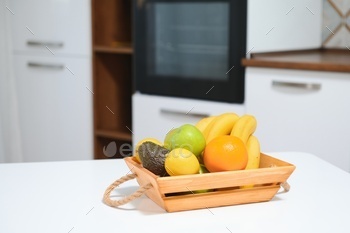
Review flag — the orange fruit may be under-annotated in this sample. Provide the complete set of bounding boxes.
[203,135,248,172]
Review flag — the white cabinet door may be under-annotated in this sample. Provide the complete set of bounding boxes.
[14,54,93,162]
[132,93,245,144]
[246,68,350,172]
[9,0,91,56]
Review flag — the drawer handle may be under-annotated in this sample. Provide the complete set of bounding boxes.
[27,40,64,48]
[28,62,64,70]
[272,81,321,91]
[160,108,209,118]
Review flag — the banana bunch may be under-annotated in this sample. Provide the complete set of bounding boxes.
[195,113,260,170]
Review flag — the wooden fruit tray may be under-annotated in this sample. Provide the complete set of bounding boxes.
[123,153,296,212]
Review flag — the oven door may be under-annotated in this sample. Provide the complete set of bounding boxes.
[134,0,247,103]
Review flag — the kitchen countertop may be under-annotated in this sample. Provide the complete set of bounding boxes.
[1,152,350,233]
[242,49,350,73]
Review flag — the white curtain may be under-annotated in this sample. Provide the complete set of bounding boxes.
[0,1,22,163]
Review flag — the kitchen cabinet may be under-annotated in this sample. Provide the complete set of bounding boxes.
[245,67,350,172]
[9,0,91,56]
[14,54,92,162]
[132,93,245,144]
[9,0,93,162]
[91,0,133,159]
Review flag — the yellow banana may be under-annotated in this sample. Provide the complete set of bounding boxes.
[230,114,257,144]
[195,116,216,134]
[245,135,260,169]
[205,112,240,144]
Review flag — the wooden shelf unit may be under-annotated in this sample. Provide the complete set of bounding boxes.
[92,0,133,159]
[93,45,133,55]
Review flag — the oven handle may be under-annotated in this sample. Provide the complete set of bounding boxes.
[160,108,210,118]
[272,80,321,91]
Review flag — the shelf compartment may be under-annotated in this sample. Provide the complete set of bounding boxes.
[95,129,132,141]
[94,137,133,159]
[94,45,133,54]
[92,0,132,48]
[93,53,132,133]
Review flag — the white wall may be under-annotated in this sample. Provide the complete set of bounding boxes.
[247,0,323,54]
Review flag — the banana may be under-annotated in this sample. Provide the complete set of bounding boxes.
[230,114,257,144]
[205,112,240,144]
[195,116,216,134]
[245,135,261,169]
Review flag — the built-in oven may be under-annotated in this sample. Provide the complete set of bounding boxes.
[134,0,247,103]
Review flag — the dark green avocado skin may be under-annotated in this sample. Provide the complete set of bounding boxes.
[138,142,170,176]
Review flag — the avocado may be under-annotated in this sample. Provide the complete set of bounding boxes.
[138,142,170,176]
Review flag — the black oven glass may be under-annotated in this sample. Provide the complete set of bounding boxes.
[134,0,247,103]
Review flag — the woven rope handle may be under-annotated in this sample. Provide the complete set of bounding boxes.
[103,173,152,207]
[280,182,290,192]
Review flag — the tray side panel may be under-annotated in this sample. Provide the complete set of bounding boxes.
[124,157,165,209]
[157,166,295,194]
[163,185,280,212]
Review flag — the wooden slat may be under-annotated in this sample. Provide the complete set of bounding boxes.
[156,154,295,193]
[163,185,280,212]
[157,167,294,194]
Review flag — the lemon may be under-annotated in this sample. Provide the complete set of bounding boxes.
[165,148,200,176]
[134,138,162,163]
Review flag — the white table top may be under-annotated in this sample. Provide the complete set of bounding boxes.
[1,152,350,233]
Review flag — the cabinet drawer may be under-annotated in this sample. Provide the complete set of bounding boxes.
[14,54,93,162]
[9,0,91,56]
[246,68,350,172]
[132,93,245,144]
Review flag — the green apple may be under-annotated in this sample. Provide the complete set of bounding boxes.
[164,128,177,149]
[163,124,206,157]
